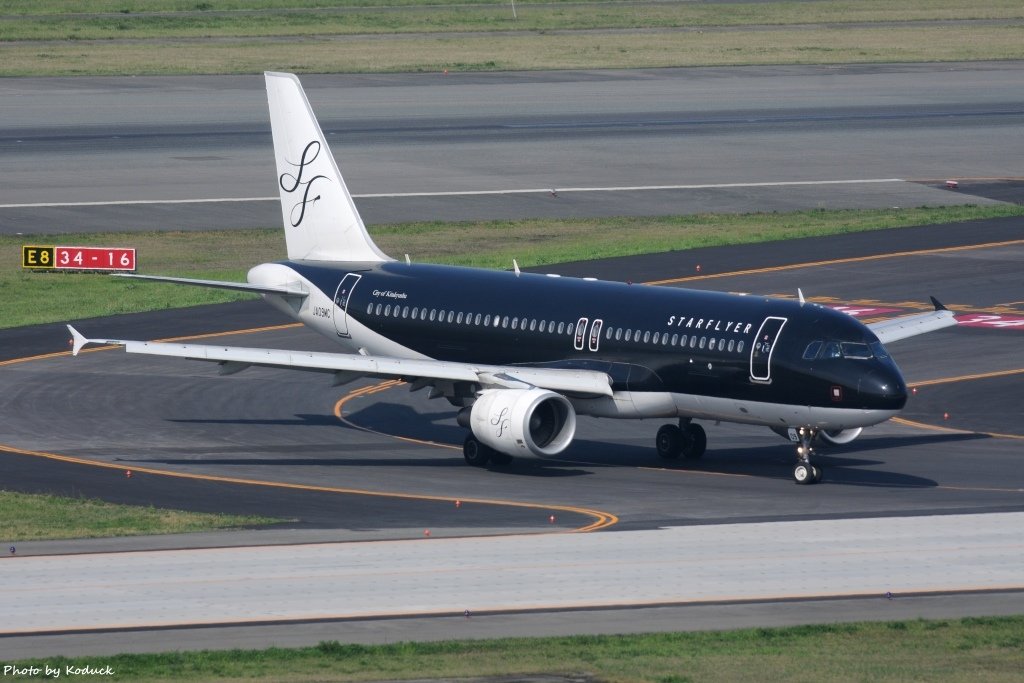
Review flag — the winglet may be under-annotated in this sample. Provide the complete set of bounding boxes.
[66,325,126,356]
[67,325,89,356]
[930,296,949,311]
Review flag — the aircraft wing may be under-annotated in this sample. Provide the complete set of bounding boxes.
[867,297,957,344]
[66,326,613,398]
[111,273,309,298]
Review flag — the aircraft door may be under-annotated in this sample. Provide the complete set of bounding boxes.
[750,316,787,382]
[574,317,589,351]
[588,319,603,352]
[333,273,362,338]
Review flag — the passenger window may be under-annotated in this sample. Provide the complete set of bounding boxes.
[681,335,688,347]
[671,333,678,345]
[737,340,745,353]
[699,337,706,349]
[429,309,436,321]
[718,339,726,351]
[653,332,660,344]
[402,306,410,318]
[447,311,454,323]
[474,313,482,325]
[366,303,373,315]
[511,318,519,330]
[558,322,565,335]
[457,312,464,324]
[663,334,670,346]
[616,328,623,341]
[439,309,446,321]
[709,337,715,350]
[484,315,491,326]
[625,329,632,342]
[567,323,574,337]
[502,316,509,328]
[642,331,650,343]
[606,326,613,340]
[728,339,735,352]
[802,341,823,360]
[530,319,537,331]
[384,305,391,316]
[689,336,696,349]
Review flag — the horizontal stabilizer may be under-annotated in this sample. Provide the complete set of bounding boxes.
[111,273,308,297]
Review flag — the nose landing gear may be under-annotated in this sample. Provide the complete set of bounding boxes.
[793,427,823,485]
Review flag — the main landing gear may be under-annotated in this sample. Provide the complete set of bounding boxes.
[462,435,513,468]
[656,419,707,460]
[792,427,823,485]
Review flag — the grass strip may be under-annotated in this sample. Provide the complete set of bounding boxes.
[4,205,1023,329]
[10,617,1024,681]
[1,0,1023,76]
[5,24,1023,76]
[0,490,283,541]
[3,0,1024,41]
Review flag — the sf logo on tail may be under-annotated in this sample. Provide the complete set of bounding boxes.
[280,140,329,227]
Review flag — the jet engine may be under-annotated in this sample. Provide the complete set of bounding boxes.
[771,426,864,445]
[818,427,863,445]
[462,388,576,457]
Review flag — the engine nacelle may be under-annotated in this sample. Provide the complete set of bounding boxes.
[771,426,864,445]
[818,427,863,445]
[464,388,576,457]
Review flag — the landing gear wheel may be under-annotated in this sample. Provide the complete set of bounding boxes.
[681,423,707,460]
[792,427,821,485]
[656,424,683,459]
[489,452,514,467]
[463,435,492,467]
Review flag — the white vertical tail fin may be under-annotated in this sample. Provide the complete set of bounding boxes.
[265,72,392,263]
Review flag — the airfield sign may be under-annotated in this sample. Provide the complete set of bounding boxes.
[22,246,136,272]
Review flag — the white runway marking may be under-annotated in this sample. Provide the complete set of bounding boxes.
[0,178,905,209]
[3,512,1021,634]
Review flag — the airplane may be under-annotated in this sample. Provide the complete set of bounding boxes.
[67,71,958,485]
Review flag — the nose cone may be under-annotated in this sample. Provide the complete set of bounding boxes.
[859,363,908,410]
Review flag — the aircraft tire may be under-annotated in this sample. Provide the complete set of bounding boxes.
[655,424,683,459]
[489,452,514,467]
[463,435,492,467]
[682,423,707,460]
[793,463,815,485]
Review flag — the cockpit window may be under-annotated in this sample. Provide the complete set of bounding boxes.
[802,341,822,360]
[840,342,872,359]
[807,340,875,360]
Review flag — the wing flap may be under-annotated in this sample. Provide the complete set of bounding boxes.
[66,326,613,397]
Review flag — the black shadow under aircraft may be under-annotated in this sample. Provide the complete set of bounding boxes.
[68,72,957,484]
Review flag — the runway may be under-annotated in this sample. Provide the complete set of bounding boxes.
[1,65,1022,658]
[2,62,1023,232]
